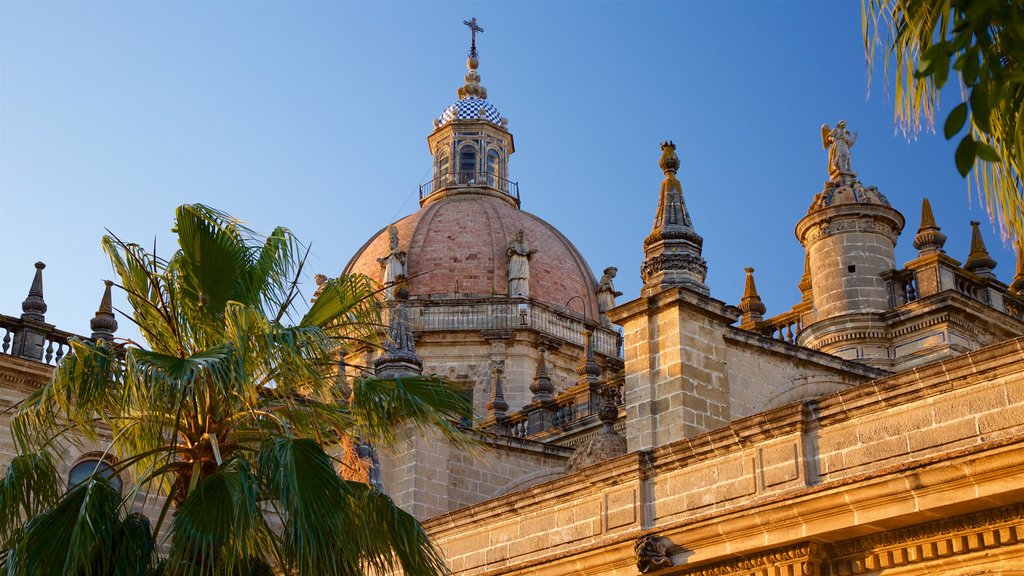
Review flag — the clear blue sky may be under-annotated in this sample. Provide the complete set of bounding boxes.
[1,1,1018,342]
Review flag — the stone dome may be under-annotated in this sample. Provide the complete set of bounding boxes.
[345,193,601,321]
[437,97,502,127]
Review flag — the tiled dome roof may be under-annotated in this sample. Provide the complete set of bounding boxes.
[437,97,502,127]
[345,194,600,322]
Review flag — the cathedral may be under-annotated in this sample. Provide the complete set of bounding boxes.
[3,19,1024,576]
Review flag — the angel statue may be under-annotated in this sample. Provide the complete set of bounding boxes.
[821,120,858,182]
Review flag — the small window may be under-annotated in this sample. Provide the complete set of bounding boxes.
[459,147,476,182]
[68,458,123,495]
[486,150,500,187]
[437,152,450,180]
[847,265,856,273]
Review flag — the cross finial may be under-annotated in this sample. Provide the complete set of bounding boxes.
[463,17,484,58]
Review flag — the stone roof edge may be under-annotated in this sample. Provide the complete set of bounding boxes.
[722,327,887,379]
[815,335,1024,424]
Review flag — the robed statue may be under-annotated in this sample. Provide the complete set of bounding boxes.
[597,267,623,325]
[821,120,858,182]
[377,224,407,299]
[507,229,536,298]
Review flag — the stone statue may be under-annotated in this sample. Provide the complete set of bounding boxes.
[312,273,329,303]
[821,120,858,183]
[597,266,623,326]
[376,224,407,299]
[507,228,536,298]
[635,535,674,573]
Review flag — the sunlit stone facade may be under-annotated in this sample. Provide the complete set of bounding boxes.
[2,23,1024,576]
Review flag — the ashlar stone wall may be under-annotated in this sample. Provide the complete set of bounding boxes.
[425,336,1024,576]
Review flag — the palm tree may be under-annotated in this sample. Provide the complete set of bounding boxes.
[862,0,1023,245]
[0,204,471,575]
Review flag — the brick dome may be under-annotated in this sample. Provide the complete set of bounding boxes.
[345,193,600,321]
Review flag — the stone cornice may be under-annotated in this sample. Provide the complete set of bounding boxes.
[723,328,886,380]
[827,503,1024,574]
[606,287,740,326]
[815,336,1024,425]
[795,203,905,248]
[0,355,53,394]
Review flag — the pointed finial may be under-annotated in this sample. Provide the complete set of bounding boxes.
[90,280,118,342]
[913,198,947,254]
[20,262,47,322]
[738,267,767,325]
[964,221,997,278]
[798,253,813,302]
[642,141,708,295]
[529,347,555,402]
[373,289,424,378]
[576,329,600,387]
[1010,242,1024,296]
[457,18,487,100]
[486,365,508,421]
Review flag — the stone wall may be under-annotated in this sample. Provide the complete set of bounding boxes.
[610,288,884,453]
[425,336,1024,576]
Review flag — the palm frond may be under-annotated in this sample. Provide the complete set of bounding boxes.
[350,376,475,449]
[0,452,60,545]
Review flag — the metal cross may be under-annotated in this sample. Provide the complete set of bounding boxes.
[463,17,484,57]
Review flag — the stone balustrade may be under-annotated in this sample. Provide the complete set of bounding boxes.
[407,298,620,357]
[0,314,77,366]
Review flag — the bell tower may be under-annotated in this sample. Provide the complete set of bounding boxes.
[421,18,516,208]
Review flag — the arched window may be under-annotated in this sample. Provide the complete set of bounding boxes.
[486,150,501,188]
[437,152,450,185]
[68,458,123,495]
[459,147,476,183]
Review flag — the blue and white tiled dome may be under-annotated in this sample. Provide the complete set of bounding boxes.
[438,98,502,126]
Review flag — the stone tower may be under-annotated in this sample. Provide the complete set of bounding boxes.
[794,122,904,366]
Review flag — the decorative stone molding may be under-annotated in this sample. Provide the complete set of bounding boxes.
[640,253,709,284]
[671,542,824,576]
[801,216,901,247]
[827,503,1024,575]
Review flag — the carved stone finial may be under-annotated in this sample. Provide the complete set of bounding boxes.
[90,280,118,342]
[529,347,555,402]
[964,221,997,278]
[635,535,674,573]
[1010,243,1024,296]
[798,252,813,302]
[576,329,600,387]
[373,292,423,378]
[913,198,947,255]
[658,141,679,174]
[21,261,47,322]
[642,142,708,296]
[738,267,767,325]
[821,120,858,184]
[486,366,508,421]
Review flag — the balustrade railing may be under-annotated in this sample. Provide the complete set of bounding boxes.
[760,311,802,344]
[418,171,520,201]
[0,314,78,366]
[506,379,625,440]
[407,300,620,357]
